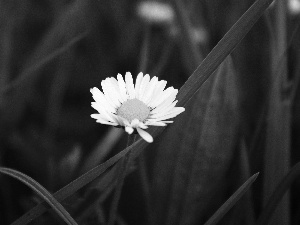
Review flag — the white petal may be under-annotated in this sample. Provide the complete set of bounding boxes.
[115,115,126,126]
[145,121,167,126]
[151,107,185,121]
[135,72,144,99]
[142,76,158,104]
[101,79,119,108]
[96,120,118,126]
[159,120,174,123]
[151,87,175,108]
[90,87,116,113]
[138,74,150,101]
[91,102,117,122]
[91,114,118,126]
[131,118,140,128]
[136,128,153,143]
[146,118,173,123]
[122,118,131,127]
[109,77,125,104]
[138,122,148,129]
[150,101,178,119]
[117,74,129,101]
[148,80,167,107]
[91,113,108,121]
[125,126,134,134]
[125,72,136,99]
[103,79,122,108]
[151,89,178,114]
[106,78,123,106]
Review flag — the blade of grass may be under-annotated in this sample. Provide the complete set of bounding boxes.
[0,167,78,225]
[257,162,300,225]
[203,173,259,225]
[11,0,274,224]
[226,140,256,225]
[263,1,290,224]
[166,56,238,225]
[176,0,274,106]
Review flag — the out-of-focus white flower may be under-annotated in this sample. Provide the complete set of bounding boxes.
[288,0,300,15]
[136,1,175,24]
[91,72,185,143]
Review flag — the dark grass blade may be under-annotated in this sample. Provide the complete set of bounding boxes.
[178,56,239,225]
[224,140,256,225]
[10,0,274,224]
[263,1,290,224]
[176,0,274,106]
[0,167,78,225]
[150,56,239,225]
[257,162,300,225]
[203,173,259,225]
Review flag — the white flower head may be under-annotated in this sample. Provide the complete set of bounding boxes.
[288,0,300,15]
[136,1,175,24]
[91,72,185,143]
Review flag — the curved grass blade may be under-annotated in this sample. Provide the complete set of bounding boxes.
[0,167,78,225]
[203,173,259,225]
[11,0,274,224]
[10,142,136,225]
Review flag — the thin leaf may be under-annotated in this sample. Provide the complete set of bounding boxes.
[203,173,259,225]
[263,1,290,224]
[176,0,274,106]
[257,162,300,225]
[0,167,78,225]
[225,140,256,225]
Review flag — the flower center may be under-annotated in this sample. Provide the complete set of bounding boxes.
[117,98,150,123]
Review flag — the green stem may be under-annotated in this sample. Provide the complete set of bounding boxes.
[107,134,136,225]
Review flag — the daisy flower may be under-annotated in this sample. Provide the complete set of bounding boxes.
[90,72,185,143]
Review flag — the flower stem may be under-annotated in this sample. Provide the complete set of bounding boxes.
[107,134,136,225]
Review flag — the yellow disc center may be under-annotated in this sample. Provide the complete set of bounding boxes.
[117,99,150,123]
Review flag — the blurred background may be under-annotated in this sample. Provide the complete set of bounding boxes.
[0,0,300,224]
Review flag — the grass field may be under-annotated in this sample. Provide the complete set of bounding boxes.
[0,0,300,224]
